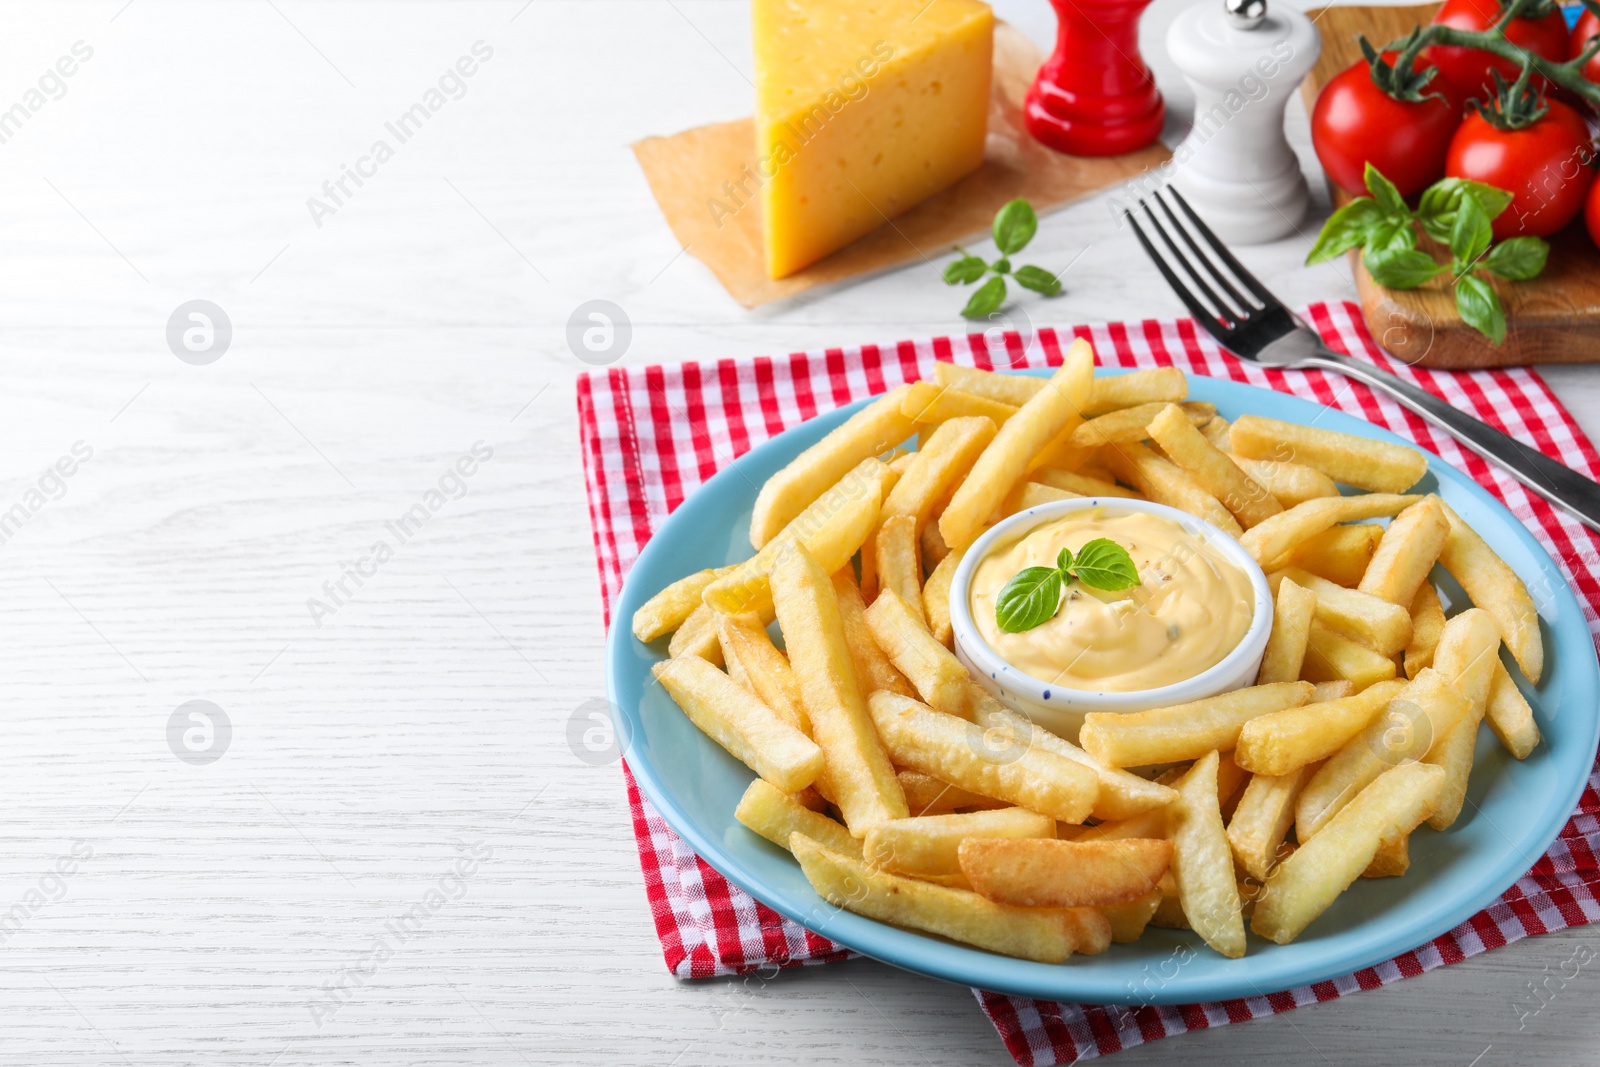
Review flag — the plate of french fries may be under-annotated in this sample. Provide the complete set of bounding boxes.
[609,348,1599,1003]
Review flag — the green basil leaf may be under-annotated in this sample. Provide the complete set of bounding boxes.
[1481,236,1549,281]
[1365,163,1410,220]
[1067,538,1141,592]
[1448,192,1493,265]
[961,275,1007,319]
[1363,246,1446,290]
[1419,178,1515,241]
[942,254,989,285]
[1306,198,1386,264]
[992,199,1038,256]
[1368,216,1418,252]
[1056,547,1074,573]
[1013,264,1063,296]
[1455,180,1514,221]
[995,566,1063,633]
[1455,273,1507,344]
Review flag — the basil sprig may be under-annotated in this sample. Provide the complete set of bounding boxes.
[941,199,1064,319]
[994,539,1141,634]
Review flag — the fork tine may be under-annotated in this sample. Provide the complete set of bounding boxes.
[1164,186,1282,309]
[1124,208,1232,332]
[1152,193,1253,319]
[1137,199,1240,330]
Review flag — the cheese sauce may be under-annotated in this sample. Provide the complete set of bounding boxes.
[968,509,1255,692]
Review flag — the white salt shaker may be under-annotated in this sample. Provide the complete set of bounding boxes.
[1166,0,1321,244]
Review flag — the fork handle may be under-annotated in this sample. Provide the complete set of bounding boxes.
[1304,347,1600,535]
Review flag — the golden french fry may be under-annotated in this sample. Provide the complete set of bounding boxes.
[922,546,965,648]
[1230,415,1428,494]
[863,588,973,720]
[1100,889,1164,942]
[920,516,952,569]
[1232,456,1340,508]
[1364,833,1410,878]
[668,602,726,665]
[1295,668,1470,840]
[792,834,1105,962]
[1001,480,1077,517]
[1079,682,1314,768]
[1227,762,1320,881]
[1032,465,1139,499]
[864,807,1055,879]
[1312,680,1357,701]
[1201,414,1232,451]
[883,416,997,531]
[735,778,859,858]
[1149,870,1188,929]
[750,386,914,549]
[897,770,1006,816]
[1149,403,1282,529]
[831,569,917,699]
[868,691,1100,824]
[653,657,824,793]
[633,565,739,643]
[1235,679,1407,777]
[1028,423,1099,474]
[1257,577,1317,684]
[931,362,1042,408]
[1404,583,1445,678]
[875,514,925,623]
[1075,806,1167,843]
[1253,763,1445,944]
[960,837,1173,908]
[1071,401,1215,447]
[1239,494,1422,567]
[1286,523,1382,586]
[1357,496,1449,608]
[1086,367,1188,416]
[1301,621,1399,689]
[716,612,807,732]
[940,339,1094,551]
[1436,499,1543,684]
[1101,441,1242,536]
[1169,751,1246,958]
[1486,659,1540,759]
[706,457,887,616]
[1274,566,1413,655]
[901,380,1018,430]
[1423,608,1499,829]
[771,544,907,832]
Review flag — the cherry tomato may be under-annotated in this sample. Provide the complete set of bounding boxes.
[1571,10,1600,89]
[1426,0,1570,104]
[1311,55,1462,197]
[1586,171,1600,248]
[1445,97,1596,238]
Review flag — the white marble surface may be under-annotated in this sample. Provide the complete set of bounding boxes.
[2,2,1598,1065]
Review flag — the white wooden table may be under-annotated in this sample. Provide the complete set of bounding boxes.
[3,2,1596,1064]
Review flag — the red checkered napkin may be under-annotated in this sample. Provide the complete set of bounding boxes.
[578,302,1600,1065]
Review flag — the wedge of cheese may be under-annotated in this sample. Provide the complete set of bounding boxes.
[752,0,993,279]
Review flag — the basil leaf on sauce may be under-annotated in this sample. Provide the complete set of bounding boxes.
[1069,538,1142,591]
[995,566,1063,633]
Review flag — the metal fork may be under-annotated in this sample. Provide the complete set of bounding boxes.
[1126,186,1600,535]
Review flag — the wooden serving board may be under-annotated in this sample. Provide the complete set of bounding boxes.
[1304,4,1600,368]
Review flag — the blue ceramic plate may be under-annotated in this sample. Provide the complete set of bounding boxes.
[606,371,1599,1003]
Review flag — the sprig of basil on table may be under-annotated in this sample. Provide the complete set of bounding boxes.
[940,199,1065,319]
[1306,164,1548,345]
[994,538,1141,634]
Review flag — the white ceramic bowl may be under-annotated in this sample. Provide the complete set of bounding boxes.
[949,497,1274,742]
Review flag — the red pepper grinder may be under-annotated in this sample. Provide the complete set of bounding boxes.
[1024,0,1165,157]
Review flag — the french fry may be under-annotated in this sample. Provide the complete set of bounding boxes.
[1295,668,1470,840]
[923,546,965,647]
[668,602,725,665]
[716,611,807,732]
[1100,889,1164,942]
[1423,608,1499,829]
[1404,582,1445,678]
[1486,659,1540,759]
[897,770,1007,816]
[1079,682,1314,768]
[1230,415,1428,494]
[1028,424,1099,474]
[705,457,887,617]
[1286,523,1382,586]
[960,837,1173,908]
[1150,871,1188,929]
[1169,751,1246,958]
[932,362,1042,408]
[1227,762,1321,881]
[750,385,914,549]
[1273,566,1413,655]
[1436,499,1543,684]
[1032,466,1139,499]
[1086,367,1188,416]
[771,544,907,832]
[940,339,1094,551]
[863,589,974,720]
[1312,680,1357,701]
[868,691,1100,823]
[831,569,917,699]
[1257,577,1317,684]
[1075,806,1167,842]
[1101,441,1243,536]
[875,515,925,625]
[901,380,1019,429]
[920,516,952,569]
[864,808,1056,879]
[1238,494,1422,567]
[1232,456,1341,508]
[1301,621,1399,689]
[652,657,824,793]
[1235,678,1407,776]
[1357,496,1449,608]
[1253,763,1446,944]
[1148,403,1283,528]
[633,564,738,643]
[1201,414,1231,451]
[1071,401,1215,447]
[1365,834,1410,878]
[882,416,997,530]
[791,833,1105,963]
[735,778,859,858]
[1002,480,1077,516]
